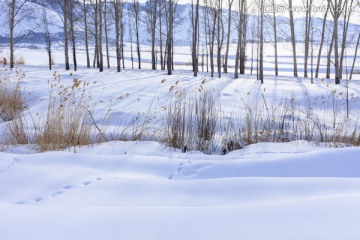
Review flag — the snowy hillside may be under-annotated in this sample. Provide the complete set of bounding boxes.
[0,1,359,46]
[0,0,63,35]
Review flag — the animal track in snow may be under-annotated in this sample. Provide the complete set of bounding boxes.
[169,161,213,179]
[83,181,91,186]
[14,177,104,205]
[168,160,192,179]
[170,161,213,180]
[0,157,20,174]
[34,197,43,202]
[51,190,64,197]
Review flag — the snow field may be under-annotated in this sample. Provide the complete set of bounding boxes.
[0,46,360,239]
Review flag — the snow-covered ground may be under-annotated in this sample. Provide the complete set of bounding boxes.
[0,45,360,239]
[1,141,360,239]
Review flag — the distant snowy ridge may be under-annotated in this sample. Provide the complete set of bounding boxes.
[0,1,359,46]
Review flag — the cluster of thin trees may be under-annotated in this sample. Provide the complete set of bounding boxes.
[3,0,360,84]
[48,0,178,75]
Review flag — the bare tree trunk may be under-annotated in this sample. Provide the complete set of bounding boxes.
[288,0,298,77]
[164,44,168,71]
[315,2,329,78]
[204,4,209,73]
[8,0,35,69]
[172,26,175,71]
[93,1,99,68]
[333,0,340,84]
[251,39,254,75]
[216,0,223,78]
[209,4,217,78]
[43,5,52,70]
[69,1,77,71]
[350,33,360,80]
[303,0,312,78]
[259,0,264,83]
[104,0,110,68]
[83,0,90,68]
[9,0,15,69]
[239,0,247,75]
[159,0,164,70]
[99,0,103,72]
[133,0,141,69]
[271,0,278,76]
[192,0,200,76]
[310,17,314,84]
[339,0,354,79]
[223,0,234,74]
[250,13,256,75]
[256,11,259,79]
[64,0,70,70]
[329,0,342,84]
[121,18,125,69]
[167,0,173,75]
[93,48,97,67]
[234,0,244,79]
[114,0,121,72]
[201,47,204,72]
[326,30,335,79]
[129,16,134,69]
[152,2,157,70]
[147,0,158,70]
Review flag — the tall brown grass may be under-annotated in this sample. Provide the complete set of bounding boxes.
[163,85,360,154]
[15,55,25,65]
[164,85,219,154]
[0,69,29,145]
[2,69,359,154]
[36,77,93,152]
[0,70,24,122]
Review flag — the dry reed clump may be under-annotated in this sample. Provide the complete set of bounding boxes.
[51,57,56,66]
[2,69,360,154]
[219,112,243,155]
[36,76,93,152]
[15,55,25,65]
[4,115,29,145]
[164,91,187,149]
[0,69,29,145]
[194,88,218,153]
[164,85,219,154]
[237,90,360,148]
[164,84,360,155]
[1,70,112,151]
[0,69,25,122]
